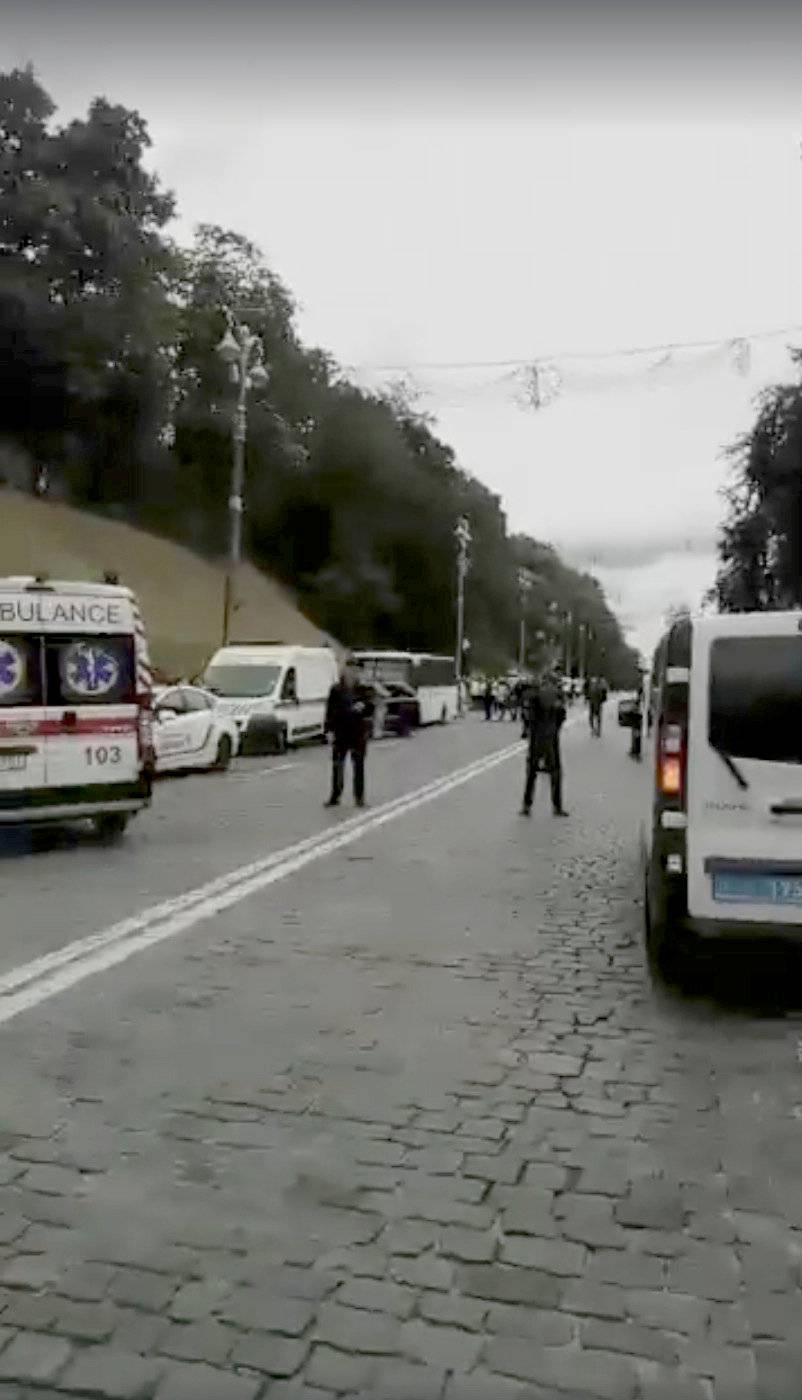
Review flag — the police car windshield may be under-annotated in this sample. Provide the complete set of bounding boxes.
[203,664,282,698]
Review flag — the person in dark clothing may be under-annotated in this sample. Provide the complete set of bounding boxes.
[483,681,494,721]
[324,660,375,808]
[588,676,607,737]
[520,671,568,817]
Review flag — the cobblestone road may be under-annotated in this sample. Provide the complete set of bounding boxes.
[0,714,801,1399]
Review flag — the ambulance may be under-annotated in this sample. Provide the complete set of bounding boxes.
[0,577,154,839]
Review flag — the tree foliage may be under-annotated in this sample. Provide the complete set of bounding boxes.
[0,67,639,684]
[714,359,802,612]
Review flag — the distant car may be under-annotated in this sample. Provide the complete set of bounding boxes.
[152,685,239,775]
[370,681,419,738]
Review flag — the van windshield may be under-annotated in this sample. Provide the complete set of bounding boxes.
[709,636,802,764]
[203,664,282,698]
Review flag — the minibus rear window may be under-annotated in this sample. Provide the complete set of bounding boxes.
[709,636,802,764]
[45,636,136,706]
[0,637,43,706]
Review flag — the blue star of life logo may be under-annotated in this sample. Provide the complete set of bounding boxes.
[0,643,24,698]
[63,643,120,697]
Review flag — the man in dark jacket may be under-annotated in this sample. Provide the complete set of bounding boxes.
[324,659,375,808]
[520,670,569,818]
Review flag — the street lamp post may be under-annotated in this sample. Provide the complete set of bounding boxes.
[216,312,269,645]
[517,568,535,670]
[455,516,472,713]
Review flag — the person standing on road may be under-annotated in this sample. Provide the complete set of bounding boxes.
[520,669,569,818]
[324,658,375,809]
[588,676,606,738]
[483,680,494,721]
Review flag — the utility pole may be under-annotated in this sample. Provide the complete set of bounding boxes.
[455,516,472,713]
[517,568,535,670]
[216,311,268,645]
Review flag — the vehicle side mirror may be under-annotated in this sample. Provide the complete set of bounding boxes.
[156,707,177,721]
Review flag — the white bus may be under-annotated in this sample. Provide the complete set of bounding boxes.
[352,651,459,726]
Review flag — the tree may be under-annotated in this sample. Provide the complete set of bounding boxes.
[0,66,638,677]
[714,362,802,611]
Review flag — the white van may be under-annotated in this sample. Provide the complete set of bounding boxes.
[641,609,802,977]
[202,644,338,754]
[0,577,154,839]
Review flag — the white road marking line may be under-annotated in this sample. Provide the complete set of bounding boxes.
[0,740,523,1027]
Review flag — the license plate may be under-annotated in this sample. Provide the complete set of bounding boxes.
[0,754,27,772]
[713,872,802,907]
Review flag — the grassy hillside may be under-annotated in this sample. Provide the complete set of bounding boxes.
[0,490,339,680]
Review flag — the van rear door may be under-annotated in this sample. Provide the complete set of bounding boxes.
[0,635,47,800]
[43,635,141,794]
[687,615,802,926]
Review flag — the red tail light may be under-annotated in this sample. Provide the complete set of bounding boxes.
[659,722,686,800]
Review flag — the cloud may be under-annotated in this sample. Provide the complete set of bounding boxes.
[562,530,717,572]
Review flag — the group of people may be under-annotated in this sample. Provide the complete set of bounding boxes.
[320,655,610,818]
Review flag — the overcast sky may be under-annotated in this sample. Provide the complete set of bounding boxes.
[7,0,802,658]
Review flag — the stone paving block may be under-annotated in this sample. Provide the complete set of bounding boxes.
[229,1332,309,1377]
[0,1220,26,1248]
[305,1344,376,1393]
[20,1165,86,1197]
[580,1317,680,1364]
[417,1290,486,1331]
[157,1321,233,1365]
[615,1182,686,1231]
[500,1235,585,1276]
[56,1263,117,1303]
[668,1248,741,1303]
[109,1269,178,1313]
[0,1334,71,1385]
[439,1227,496,1264]
[53,1299,117,1342]
[464,1154,523,1185]
[390,1254,453,1291]
[444,1374,549,1400]
[526,1053,584,1077]
[485,1302,574,1345]
[561,1279,627,1320]
[457,1264,563,1308]
[111,1309,170,1356]
[407,1149,463,1175]
[367,1359,446,1400]
[739,1245,797,1293]
[267,1384,331,1400]
[483,1337,639,1398]
[587,1249,665,1288]
[1,1256,60,1291]
[337,1277,416,1319]
[744,1291,802,1341]
[168,1279,232,1321]
[641,1373,712,1400]
[154,1361,262,1400]
[2,1293,59,1331]
[222,1292,315,1336]
[627,1288,711,1336]
[57,1347,164,1398]
[382,1223,437,1257]
[399,1318,483,1371]
[522,1162,570,1191]
[314,1301,401,1355]
[754,1342,802,1400]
